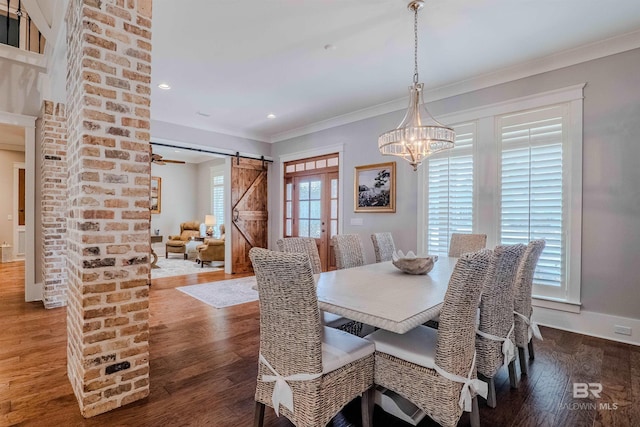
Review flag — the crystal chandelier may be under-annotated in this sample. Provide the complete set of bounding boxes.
[378,0,455,171]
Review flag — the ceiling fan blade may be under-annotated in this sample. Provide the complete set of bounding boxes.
[162,159,186,164]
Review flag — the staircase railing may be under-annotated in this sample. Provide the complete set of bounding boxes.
[1,0,45,54]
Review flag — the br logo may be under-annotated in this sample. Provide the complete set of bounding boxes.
[573,383,602,398]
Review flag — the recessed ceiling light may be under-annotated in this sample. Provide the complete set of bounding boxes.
[267,113,276,119]
[158,83,171,90]
[324,44,336,51]
[174,150,181,153]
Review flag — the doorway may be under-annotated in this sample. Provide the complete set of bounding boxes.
[283,153,339,271]
[13,163,25,259]
[0,111,37,301]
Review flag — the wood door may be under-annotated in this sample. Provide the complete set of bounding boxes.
[294,174,326,268]
[231,158,268,273]
[284,172,339,271]
[18,168,25,226]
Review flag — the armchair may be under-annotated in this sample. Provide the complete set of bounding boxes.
[165,221,202,259]
[196,224,225,267]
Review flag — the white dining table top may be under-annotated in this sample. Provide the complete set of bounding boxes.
[316,257,458,334]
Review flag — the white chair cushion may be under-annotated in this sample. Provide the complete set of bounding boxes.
[321,326,374,374]
[365,325,437,369]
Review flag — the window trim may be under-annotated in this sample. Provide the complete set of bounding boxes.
[418,84,584,307]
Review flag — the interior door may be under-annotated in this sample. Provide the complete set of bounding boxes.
[230,158,268,273]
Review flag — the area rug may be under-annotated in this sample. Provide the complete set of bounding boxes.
[151,257,223,279]
[176,276,258,308]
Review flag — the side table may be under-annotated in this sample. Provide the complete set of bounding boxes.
[150,235,162,268]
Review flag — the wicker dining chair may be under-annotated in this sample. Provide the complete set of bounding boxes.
[249,248,375,427]
[332,234,366,270]
[475,244,526,408]
[365,249,493,427]
[276,237,362,336]
[513,240,546,376]
[448,233,488,257]
[371,232,396,263]
[276,237,322,274]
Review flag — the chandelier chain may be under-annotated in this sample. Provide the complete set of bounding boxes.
[413,7,419,84]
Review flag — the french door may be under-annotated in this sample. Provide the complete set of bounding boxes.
[284,155,339,271]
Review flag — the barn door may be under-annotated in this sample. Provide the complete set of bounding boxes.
[231,157,268,273]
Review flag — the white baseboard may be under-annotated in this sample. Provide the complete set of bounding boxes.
[532,306,640,346]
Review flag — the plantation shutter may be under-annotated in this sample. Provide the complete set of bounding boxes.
[499,105,565,289]
[211,168,224,234]
[427,122,475,255]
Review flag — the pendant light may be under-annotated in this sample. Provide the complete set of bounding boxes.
[378,0,455,171]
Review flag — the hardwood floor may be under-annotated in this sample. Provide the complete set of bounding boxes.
[1,261,638,426]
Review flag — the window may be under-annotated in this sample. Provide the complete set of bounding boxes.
[0,14,20,48]
[499,106,565,294]
[419,85,583,306]
[427,122,475,255]
[211,167,224,237]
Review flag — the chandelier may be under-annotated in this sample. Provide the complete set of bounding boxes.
[378,0,455,171]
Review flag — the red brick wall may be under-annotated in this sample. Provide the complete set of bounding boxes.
[40,100,68,309]
[65,0,152,417]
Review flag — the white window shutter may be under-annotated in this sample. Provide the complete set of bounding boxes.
[500,106,565,289]
[427,123,475,255]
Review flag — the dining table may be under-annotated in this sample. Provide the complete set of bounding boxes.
[316,256,459,334]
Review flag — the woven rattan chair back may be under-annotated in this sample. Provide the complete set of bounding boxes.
[435,249,492,377]
[249,248,323,378]
[276,237,322,274]
[476,244,526,379]
[513,240,546,347]
[448,233,488,257]
[371,232,396,263]
[332,234,366,269]
[250,247,375,427]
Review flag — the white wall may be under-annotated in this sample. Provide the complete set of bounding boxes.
[0,149,26,247]
[271,48,640,324]
[0,58,42,116]
[150,162,199,239]
[196,158,225,226]
[151,120,271,158]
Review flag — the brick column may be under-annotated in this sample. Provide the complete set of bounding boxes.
[66,0,152,417]
[41,100,68,309]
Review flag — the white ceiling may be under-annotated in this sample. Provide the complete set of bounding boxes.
[150,0,640,143]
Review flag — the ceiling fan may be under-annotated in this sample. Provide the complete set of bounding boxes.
[151,152,186,165]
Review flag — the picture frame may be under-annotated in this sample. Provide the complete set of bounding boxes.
[150,176,161,214]
[354,161,396,213]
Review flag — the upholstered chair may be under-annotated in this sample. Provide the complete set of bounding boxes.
[196,224,225,267]
[331,234,366,270]
[365,249,492,427]
[166,221,201,259]
[371,232,396,263]
[276,237,362,336]
[448,233,488,257]
[513,240,546,375]
[475,244,526,408]
[249,248,375,427]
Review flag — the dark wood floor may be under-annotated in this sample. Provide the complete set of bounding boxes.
[1,261,638,426]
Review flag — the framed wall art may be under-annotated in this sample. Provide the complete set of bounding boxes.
[354,161,396,213]
[150,176,161,214]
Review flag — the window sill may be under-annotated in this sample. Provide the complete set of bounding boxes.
[532,297,581,313]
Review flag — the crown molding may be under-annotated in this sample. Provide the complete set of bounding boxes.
[269,29,640,143]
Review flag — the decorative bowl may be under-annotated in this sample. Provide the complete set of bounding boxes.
[391,250,438,275]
